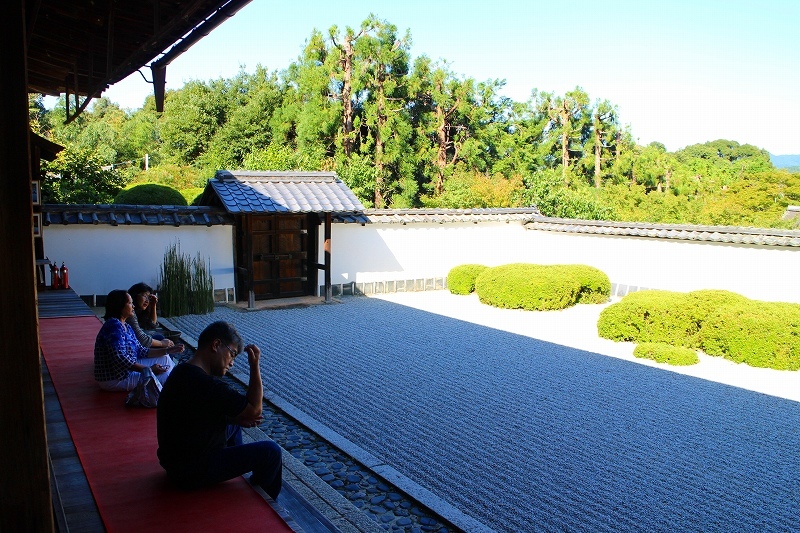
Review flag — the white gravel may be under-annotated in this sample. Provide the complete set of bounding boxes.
[371,290,800,403]
[169,291,800,532]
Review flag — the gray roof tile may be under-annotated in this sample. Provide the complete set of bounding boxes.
[206,170,365,214]
[525,217,800,248]
[341,207,543,224]
[42,204,233,226]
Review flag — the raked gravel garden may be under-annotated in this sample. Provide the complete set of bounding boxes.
[169,290,800,532]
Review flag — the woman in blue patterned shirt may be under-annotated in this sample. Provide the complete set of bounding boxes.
[94,289,184,391]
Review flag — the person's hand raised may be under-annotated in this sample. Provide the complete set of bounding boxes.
[244,344,260,366]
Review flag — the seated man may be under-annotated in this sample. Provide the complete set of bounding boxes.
[156,321,282,499]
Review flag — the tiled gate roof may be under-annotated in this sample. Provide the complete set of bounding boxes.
[202,170,366,214]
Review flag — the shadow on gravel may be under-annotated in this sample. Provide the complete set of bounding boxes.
[170,296,800,533]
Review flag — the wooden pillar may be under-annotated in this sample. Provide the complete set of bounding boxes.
[0,1,54,531]
[324,212,332,303]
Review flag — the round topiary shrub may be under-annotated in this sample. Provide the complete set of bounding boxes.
[447,264,488,295]
[114,183,188,206]
[557,264,611,304]
[598,288,800,371]
[633,342,699,366]
[597,289,701,346]
[699,301,800,370]
[474,263,581,311]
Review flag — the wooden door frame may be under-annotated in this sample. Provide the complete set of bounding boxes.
[235,213,320,302]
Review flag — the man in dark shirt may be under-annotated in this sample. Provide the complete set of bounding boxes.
[157,321,282,499]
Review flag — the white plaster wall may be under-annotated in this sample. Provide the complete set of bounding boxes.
[323,221,800,304]
[326,222,537,284]
[43,225,235,297]
[520,230,799,303]
[44,219,798,304]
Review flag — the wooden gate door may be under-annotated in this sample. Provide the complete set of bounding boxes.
[245,214,311,300]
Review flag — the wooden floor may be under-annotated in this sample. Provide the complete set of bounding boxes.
[44,358,105,532]
[40,289,339,533]
[38,288,96,318]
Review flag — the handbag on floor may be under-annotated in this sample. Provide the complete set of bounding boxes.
[125,367,162,408]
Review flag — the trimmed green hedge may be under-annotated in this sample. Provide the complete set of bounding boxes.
[598,289,800,370]
[180,187,205,206]
[700,301,800,370]
[447,264,488,295]
[114,183,188,206]
[633,342,699,366]
[474,263,610,311]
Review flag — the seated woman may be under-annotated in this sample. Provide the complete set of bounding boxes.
[94,289,184,392]
[128,282,172,349]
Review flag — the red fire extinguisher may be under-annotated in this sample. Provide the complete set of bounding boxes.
[50,261,61,290]
[60,262,70,290]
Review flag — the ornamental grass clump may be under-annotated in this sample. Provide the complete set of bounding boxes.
[447,264,488,295]
[633,342,700,366]
[158,241,214,317]
[474,263,610,311]
[598,289,800,371]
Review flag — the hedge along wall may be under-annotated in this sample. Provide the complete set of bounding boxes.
[43,224,236,300]
[324,220,800,304]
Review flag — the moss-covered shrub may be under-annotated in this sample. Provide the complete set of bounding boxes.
[567,264,612,304]
[699,301,800,370]
[114,183,188,206]
[474,263,610,311]
[597,290,702,346]
[447,264,488,295]
[599,289,800,371]
[633,342,700,366]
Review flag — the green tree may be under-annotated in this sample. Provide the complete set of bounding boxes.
[201,67,284,169]
[29,94,49,135]
[277,29,341,157]
[358,18,413,207]
[159,81,227,165]
[41,145,126,204]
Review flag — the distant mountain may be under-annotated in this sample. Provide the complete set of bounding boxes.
[770,154,800,168]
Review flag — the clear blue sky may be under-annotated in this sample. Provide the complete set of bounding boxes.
[98,0,799,155]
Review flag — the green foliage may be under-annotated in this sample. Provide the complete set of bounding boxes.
[569,264,612,303]
[335,154,378,208]
[114,183,188,206]
[41,145,127,204]
[474,264,610,311]
[699,301,800,370]
[598,289,800,370]
[633,343,699,366]
[447,264,488,295]
[159,81,227,165]
[243,142,325,171]
[598,290,703,346]
[182,188,205,205]
[127,164,208,190]
[158,241,214,317]
[522,170,615,219]
[422,170,524,208]
[34,17,800,224]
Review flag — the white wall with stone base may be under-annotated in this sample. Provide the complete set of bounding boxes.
[43,218,798,305]
[324,222,800,304]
